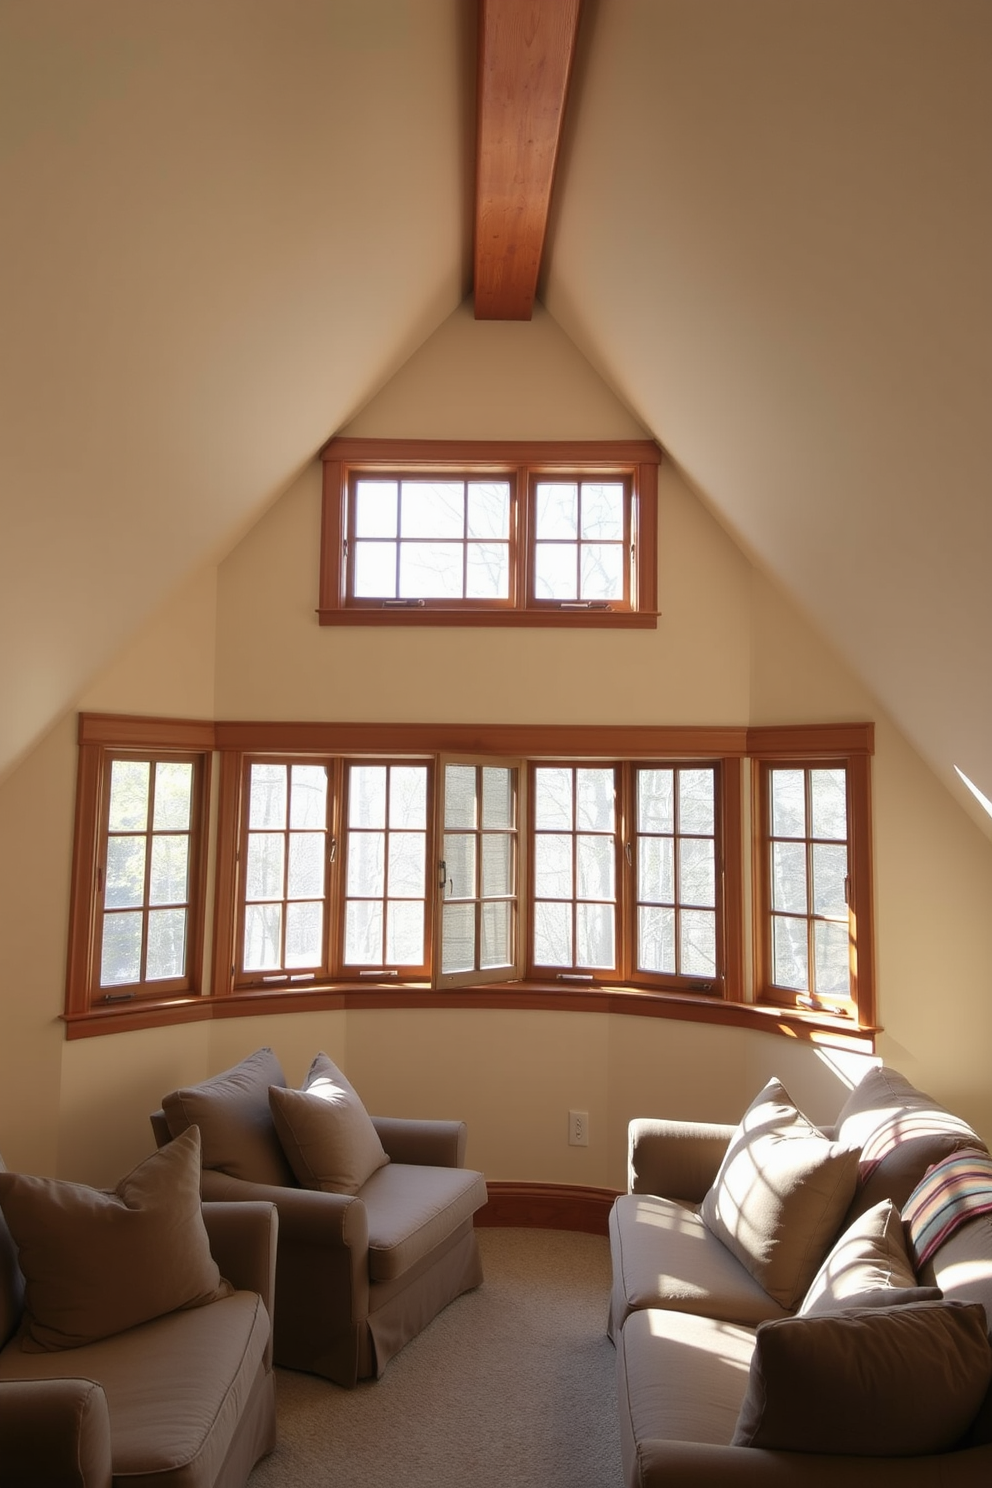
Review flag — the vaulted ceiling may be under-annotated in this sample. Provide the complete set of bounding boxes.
[2,0,990,837]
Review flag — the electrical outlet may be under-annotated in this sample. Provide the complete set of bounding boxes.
[568,1109,589,1147]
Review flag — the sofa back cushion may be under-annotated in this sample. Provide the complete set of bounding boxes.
[700,1078,860,1310]
[0,1127,232,1352]
[799,1198,940,1316]
[836,1065,987,1221]
[161,1046,295,1187]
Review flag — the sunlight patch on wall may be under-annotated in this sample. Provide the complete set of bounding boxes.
[955,767,992,821]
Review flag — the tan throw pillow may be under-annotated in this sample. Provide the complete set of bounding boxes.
[799,1198,941,1315]
[161,1045,294,1187]
[732,1301,992,1455]
[700,1078,860,1309]
[0,1127,231,1352]
[269,1052,390,1197]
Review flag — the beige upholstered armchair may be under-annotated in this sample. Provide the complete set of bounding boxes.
[152,1046,487,1388]
[0,1134,277,1488]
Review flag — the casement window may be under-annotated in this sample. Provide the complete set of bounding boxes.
[66,716,874,1038]
[751,742,874,1023]
[318,439,660,628]
[65,718,212,1017]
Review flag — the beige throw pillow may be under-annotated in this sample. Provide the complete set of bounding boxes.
[700,1078,860,1309]
[732,1301,992,1455]
[161,1045,294,1187]
[269,1052,390,1196]
[0,1127,231,1352]
[800,1198,941,1316]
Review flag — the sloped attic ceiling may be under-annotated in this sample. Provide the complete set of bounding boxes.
[2,1,990,835]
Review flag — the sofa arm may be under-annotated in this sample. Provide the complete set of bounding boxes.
[199,1169,369,1251]
[628,1119,736,1201]
[372,1116,467,1168]
[0,1377,113,1488]
[632,1438,992,1485]
[202,1201,277,1303]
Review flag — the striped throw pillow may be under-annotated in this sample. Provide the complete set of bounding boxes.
[904,1150,992,1268]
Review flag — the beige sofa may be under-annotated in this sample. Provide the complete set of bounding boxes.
[0,1131,277,1488]
[152,1047,488,1388]
[611,1065,992,1487]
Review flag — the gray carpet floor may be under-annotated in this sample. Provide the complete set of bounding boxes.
[248,1226,624,1488]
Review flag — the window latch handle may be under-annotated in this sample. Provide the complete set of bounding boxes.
[625,841,633,867]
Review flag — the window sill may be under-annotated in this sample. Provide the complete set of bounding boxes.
[316,608,660,629]
[63,980,878,1049]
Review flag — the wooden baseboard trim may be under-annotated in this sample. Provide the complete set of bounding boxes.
[476,1181,619,1236]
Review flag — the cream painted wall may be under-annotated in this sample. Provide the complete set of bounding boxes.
[2,301,989,1192]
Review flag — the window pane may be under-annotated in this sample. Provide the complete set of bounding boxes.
[681,909,716,977]
[355,480,398,537]
[467,482,510,539]
[442,901,475,974]
[445,764,476,829]
[534,768,572,829]
[533,901,571,965]
[580,544,623,601]
[481,767,513,829]
[811,768,847,840]
[814,919,850,996]
[577,902,614,967]
[354,541,397,598]
[349,766,386,828]
[812,843,848,917]
[770,770,805,838]
[773,915,808,989]
[146,908,186,980]
[399,541,463,599]
[481,901,511,969]
[535,482,577,539]
[290,765,327,829]
[149,835,189,905]
[388,832,426,896]
[679,838,715,908]
[106,836,146,909]
[386,900,423,963]
[638,770,674,834]
[466,542,509,599]
[638,835,674,904]
[346,832,384,897]
[577,769,614,831]
[678,769,715,834]
[249,764,287,830]
[638,905,675,973]
[482,834,512,896]
[443,833,475,899]
[771,841,807,914]
[246,833,284,901]
[580,483,624,540]
[287,833,325,899]
[244,903,282,971]
[534,543,577,600]
[577,834,615,900]
[390,766,427,829]
[345,901,382,964]
[153,762,192,831]
[286,901,323,967]
[534,834,572,898]
[400,482,464,538]
[101,911,142,985]
[108,760,150,832]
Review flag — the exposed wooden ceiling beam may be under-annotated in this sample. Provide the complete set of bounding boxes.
[474,0,582,321]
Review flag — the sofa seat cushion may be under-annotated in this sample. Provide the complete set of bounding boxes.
[617,1307,755,1457]
[359,1164,488,1282]
[609,1194,791,1333]
[0,1290,269,1488]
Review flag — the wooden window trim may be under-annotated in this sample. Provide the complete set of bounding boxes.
[65,714,876,1048]
[65,715,212,1018]
[317,438,660,627]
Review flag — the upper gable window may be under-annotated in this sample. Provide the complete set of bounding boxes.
[318,439,660,628]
